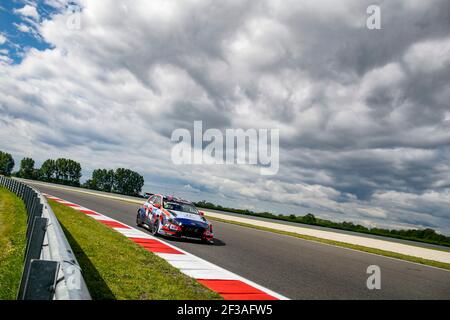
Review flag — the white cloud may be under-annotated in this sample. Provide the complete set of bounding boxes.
[0,33,6,45]
[0,54,12,65]
[44,0,69,9]
[14,4,40,21]
[404,37,450,73]
[14,23,32,33]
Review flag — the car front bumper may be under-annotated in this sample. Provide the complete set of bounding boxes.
[159,226,214,242]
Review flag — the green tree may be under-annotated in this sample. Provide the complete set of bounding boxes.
[66,159,82,186]
[37,158,81,185]
[0,151,15,176]
[32,168,41,180]
[303,213,317,224]
[113,168,144,196]
[54,158,81,186]
[55,158,68,182]
[86,169,115,192]
[39,159,57,181]
[18,157,35,179]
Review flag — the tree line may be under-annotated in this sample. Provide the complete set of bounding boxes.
[83,168,144,197]
[0,150,144,196]
[195,200,450,247]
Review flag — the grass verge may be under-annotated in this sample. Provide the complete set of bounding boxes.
[48,200,221,300]
[207,216,450,271]
[0,187,27,299]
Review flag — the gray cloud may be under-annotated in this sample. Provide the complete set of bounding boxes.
[1,0,450,234]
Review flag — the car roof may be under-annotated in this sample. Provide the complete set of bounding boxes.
[148,193,194,205]
[162,195,193,205]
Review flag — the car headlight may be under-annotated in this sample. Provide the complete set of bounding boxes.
[169,223,182,231]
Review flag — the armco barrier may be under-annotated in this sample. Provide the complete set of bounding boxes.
[0,175,91,300]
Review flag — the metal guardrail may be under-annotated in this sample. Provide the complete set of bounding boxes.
[0,175,91,300]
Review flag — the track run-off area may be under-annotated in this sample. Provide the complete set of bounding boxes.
[23,180,450,299]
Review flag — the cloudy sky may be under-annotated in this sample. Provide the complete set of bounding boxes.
[1,0,450,234]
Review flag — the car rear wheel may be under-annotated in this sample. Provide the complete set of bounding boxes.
[151,219,160,235]
[136,211,142,227]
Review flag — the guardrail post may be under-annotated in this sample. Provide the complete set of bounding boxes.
[16,181,21,197]
[16,181,21,196]
[21,260,60,300]
[18,217,48,299]
[27,194,34,219]
[28,192,38,219]
[26,202,43,240]
[28,190,36,213]
[25,187,32,211]
[18,183,25,199]
[23,187,29,208]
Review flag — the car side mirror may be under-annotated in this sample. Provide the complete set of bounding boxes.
[199,211,205,216]
[154,203,161,209]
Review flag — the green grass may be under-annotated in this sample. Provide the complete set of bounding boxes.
[0,187,27,300]
[48,200,221,300]
[207,216,450,271]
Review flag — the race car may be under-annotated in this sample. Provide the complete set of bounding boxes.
[136,194,214,244]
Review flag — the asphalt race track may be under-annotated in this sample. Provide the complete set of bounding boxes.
[28,182,450,299]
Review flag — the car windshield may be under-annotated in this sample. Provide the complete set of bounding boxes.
[163,202,199,214]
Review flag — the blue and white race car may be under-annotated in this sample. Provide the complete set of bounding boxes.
[136,194,214,244]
